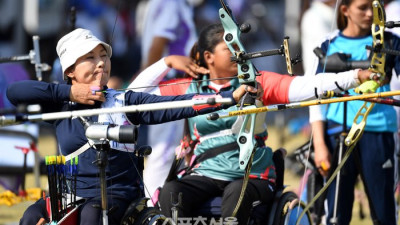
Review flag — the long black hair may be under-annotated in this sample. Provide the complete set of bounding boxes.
[189,24,225,68]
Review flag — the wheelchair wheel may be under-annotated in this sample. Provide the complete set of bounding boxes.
[273,191,312,225]
[120,198,171,225]
[132,207,171,225]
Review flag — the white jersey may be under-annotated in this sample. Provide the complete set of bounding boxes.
[98,89,135,152]
[136,0,197,202]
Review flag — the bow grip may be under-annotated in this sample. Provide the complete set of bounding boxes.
[354,80,380,94]
[238,87,257,106]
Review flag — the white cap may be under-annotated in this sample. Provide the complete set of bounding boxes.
[56,28,112,80]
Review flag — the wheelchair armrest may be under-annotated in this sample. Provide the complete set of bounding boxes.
[137,145,152,157]
[272,148,286,190]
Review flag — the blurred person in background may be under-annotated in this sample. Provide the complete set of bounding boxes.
[308,0,400,224]
[131,0,198,204]
[301,0,337,73]
[299,0,336,223]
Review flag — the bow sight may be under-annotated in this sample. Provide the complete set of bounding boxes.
[229,36,302,76]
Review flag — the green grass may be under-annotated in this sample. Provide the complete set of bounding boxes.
[0,134,56,225]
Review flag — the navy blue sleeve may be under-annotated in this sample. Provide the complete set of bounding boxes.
[316,40,331,74]
[385,32,400,76]
[125,90,235,125]
[6,80,71,112]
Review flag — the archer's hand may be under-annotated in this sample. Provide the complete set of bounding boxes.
[36,218,47,225]
[233,82,264,103]
[164,55,209,79]
[355,69,382,94]
[356,69,380,84]
[70,83,106,105]
[313,142,331,177]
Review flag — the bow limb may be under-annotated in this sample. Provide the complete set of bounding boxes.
[219,0,258,170]
[219,9,258,85]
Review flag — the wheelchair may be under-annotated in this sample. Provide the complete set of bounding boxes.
[45,145,169,225]
[166,149,312,225]
[119,146,169,225]
[194,187,312,225]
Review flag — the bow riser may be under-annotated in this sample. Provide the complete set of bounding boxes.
[344,102,375,146]
[219,3,258,170]
[345,0,386,145]
[218,1,298,170]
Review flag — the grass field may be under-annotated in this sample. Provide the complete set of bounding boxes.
[0,126,376,225]
[0,133,57,225]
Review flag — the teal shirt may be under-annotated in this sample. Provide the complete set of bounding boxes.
[324,33,397,132]
[186,76,275,182]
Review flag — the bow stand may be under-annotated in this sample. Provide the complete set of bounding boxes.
[78,117,147,225]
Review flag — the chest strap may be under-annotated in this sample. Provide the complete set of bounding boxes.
[194,142,239,164]
[199,129,233,142]
[65,140,94,162]
[167,141,240,182]
[191,136,266,169]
